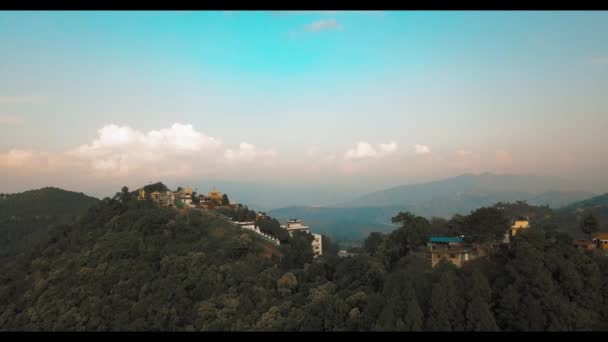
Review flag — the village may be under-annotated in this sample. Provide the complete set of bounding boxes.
[136,185,323,257]
[134,185,608,268]
[427,216,608,268]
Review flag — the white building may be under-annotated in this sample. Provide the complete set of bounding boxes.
[282,219,323,257]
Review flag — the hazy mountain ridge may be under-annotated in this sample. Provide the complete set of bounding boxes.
[561,193,608,211]
[335,173,594,215]
[270,174,596,243]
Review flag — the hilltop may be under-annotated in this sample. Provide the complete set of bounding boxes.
[0,187,100,263]
[0,185,287,330]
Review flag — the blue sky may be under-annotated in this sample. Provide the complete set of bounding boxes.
[1,11,608,196]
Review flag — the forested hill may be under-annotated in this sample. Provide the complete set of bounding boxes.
[0,187,100,263]
[562,193,608,210]
[2,186,608,331]
[0,187,99,219]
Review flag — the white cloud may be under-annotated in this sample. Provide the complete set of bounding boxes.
[379,142,397,154]
[306,18,342,32]
[344,142,377,160]
[0,115,25,125]
[70,123,223,176]
[344,141,397,161]
[0,149,33,167]
[224,142,277,163]
[414,144,431,155]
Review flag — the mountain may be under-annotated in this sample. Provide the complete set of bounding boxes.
[0,192,283,331]
[561,193,608,211]
[335,173,594,217]
[2,185,608,331]
[0,187,100,262]
[269,173,594,244]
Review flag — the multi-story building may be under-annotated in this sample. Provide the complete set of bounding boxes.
[282,219,323,257]
[511,217,530,236]
[427,236,487,268]
[592,232,608,251]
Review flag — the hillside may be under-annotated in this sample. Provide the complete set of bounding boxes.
[562,193,608,210]
[0,187,99,219]
[0,191,284,331]
[0,187,100,262]
[2,189,608,331]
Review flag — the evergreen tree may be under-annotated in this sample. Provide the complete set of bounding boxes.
[402,282,424,331]
[581,212,600,237]
[465,297,498,331]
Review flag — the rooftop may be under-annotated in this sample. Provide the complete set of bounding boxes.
[429,237,464,244]
[592,232,608,240]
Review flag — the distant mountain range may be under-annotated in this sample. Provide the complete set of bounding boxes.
[561,193,608,211]
[269,173,597,242]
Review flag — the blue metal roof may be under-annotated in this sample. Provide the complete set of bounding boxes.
[429,237,464,243]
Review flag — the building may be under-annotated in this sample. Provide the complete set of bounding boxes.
[337,250,356,258]
[592,232,608,251]
[159,191,176,207]
[137,189,146,201]
[150,191,161,201]
[511,217,530,236]
[235,221,259,232]
[312,233,323,257]
[282,219,323,257]
[427,236,487,268]
[202,186,224,206]
[573,239,595,251]
[284,219,311,234]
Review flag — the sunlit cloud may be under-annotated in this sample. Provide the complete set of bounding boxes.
[344,141,398,161]
[306,18,342,32]
[414,144,431,155]
[224,142,277,163]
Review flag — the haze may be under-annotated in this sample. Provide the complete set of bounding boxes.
[1,11,608,201]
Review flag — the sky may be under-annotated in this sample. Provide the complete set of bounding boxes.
[1,11,608,200]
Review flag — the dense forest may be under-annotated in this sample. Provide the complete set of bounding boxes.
[1,185,608,331]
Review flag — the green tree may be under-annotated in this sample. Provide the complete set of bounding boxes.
[277,272,298,296]
[425,263,465,331]
[452,207,509,244]
[581,212,600,237]
[280,231,313,270]
[363,232,385,256]
[222,194,230,206]
[191,192,200,205]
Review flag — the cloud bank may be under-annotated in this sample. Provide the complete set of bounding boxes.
[414,144,431,155]
[344,141,398,161]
